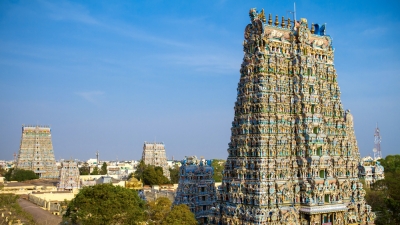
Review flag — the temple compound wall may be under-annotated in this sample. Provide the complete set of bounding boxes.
[174,156,217,224]
[58,160,80,191]
[141,142,170,179]
[214,8,375,225]
[15,125,59,179]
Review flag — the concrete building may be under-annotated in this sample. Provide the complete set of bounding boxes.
[358,156,385,188]
[15,125,58,179]
[141,142,170,179]
[215,9,375,225]
[95,176,125,187]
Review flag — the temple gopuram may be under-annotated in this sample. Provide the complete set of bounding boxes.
[58,160,80,191]
[174,156,217,224]
[215,8,375,225]
[141,142,170,179]
[15,125,59,179]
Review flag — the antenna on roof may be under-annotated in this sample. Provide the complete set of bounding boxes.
[287,2,296,27]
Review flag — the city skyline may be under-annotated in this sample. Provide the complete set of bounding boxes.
[1,0,399,161]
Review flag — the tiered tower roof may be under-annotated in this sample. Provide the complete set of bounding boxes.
[142,142,170,179]
[174,156,217,224]
[15,125,58,179]
[215,8,375,225]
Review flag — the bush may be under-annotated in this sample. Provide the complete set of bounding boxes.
[5,168,38,182]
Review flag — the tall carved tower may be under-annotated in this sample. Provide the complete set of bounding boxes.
[217,9,375,225]
[142,142,170,179]
[174,156,217,224]
[15,125,59,179]
[58,160,80,190]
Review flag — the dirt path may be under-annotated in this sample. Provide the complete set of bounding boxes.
[17,198,62,225]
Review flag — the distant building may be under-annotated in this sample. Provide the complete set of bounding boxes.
[58,160,80,191]
[15,125,58,179]
[174,156,217,224]
[358,156,385,188]
[96,176,125,187]
[358,126,385,188]
[86,158,98,166]
[141,142,170,179]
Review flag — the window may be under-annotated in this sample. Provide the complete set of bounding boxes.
[325,194,329,203]
[313,127,318,134]
[319,170,325,178]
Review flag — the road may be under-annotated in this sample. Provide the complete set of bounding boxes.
[18,198,62,225]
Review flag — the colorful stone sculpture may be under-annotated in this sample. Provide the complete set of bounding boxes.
[174,156,217,224]
[215,8,375,225]
[142,142,170,179]
[58,160,80,190]
[15,125,59,179]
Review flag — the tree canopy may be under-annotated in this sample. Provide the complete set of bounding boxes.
[162,204,198,225]
[63,184,146,225]
[145,197,197,225]
[100,162,107,175]
[169,164,180,184]
[4,168,38,182]
[211,159,225,182]
[365,155,400,225]
[134,161,170,185]
[147,197,172,225]
[79,163,90,175]
[90,166,99,175]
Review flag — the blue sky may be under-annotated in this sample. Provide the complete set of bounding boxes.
[0,0,399,161]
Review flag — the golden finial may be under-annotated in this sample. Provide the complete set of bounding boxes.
[274,15,279,26]
[268,14,272,25]
[287,18,291,29]
[311,23,315,34]
[281,16,285,28]
[260,9,266,23]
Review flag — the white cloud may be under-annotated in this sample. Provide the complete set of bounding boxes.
[39,0,99,25]
[362,27,387,36]
[75,91,104,103]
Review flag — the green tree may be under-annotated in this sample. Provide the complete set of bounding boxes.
[365,155,400,225]
[135,161,170,185]
[134,160,147,181]
[91,166,99,175]
[169,164,180,184]
[127,172,134,180]
[4,168,13,181]
[147,197,172,225]
[4,168,38,182]
[161,204,197,225]
[0,165,6,177]
[143,166,170,185]
[100,162,108,175]
[79,163,90,175]
[63,184,146,225]
[211,159,225,182]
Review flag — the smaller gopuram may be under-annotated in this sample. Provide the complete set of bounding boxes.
[173,156,217,224]
[15,125,59,179]
[141,142,170,179]
[58,160,80,191]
